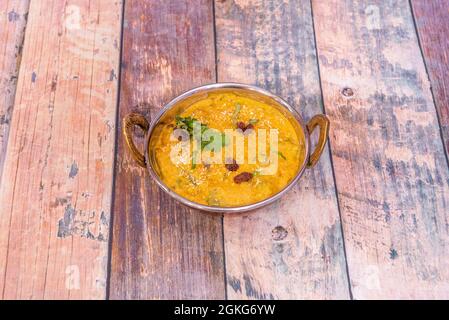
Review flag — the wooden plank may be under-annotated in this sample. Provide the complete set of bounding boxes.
[0,0,122,299]
[411,0,449,160]
[312,0,449,299]
[216,0,350,299]
[0,0,30,189]
[109,0,225,299]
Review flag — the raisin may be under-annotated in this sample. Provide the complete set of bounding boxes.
[245,123,254,131]
[234,172,253,184]
[237,122,246,131]
[243,123,254,135]
[203,161,211,169]
[236,122,255,134]
[225,159,239,171]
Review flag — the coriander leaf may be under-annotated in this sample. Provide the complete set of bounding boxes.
[201,135,214,150]
[175,115,197,136]
[232,103,242,123]
[248,119,259,125]
[222,133,229,147]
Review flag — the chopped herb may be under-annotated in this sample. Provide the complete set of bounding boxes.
[201,134,219,150]
[248,119,259,125]
[232,103,242,123]
[187,173,198,185]
[222,133,230,146]
[207,198,220,206]
[175,115,194,135]
[175,115,208,137]
[201,138,212,150]
[206,191,220,206]
[278,151,287,160]
[192,149,199,169]
[176,115,226,153]
[283,137,298,145]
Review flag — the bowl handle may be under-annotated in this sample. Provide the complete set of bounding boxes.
[122,113,150,168]
[306,114,330,168]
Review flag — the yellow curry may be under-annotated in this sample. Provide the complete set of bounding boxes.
[150,92,304,207]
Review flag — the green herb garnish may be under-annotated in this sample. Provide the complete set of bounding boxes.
[248,119,259,125]
[187,173,198,185]
[176,115,228,168]
[175,115,208,136]
[206,191,221,206]
[278,151,287,160]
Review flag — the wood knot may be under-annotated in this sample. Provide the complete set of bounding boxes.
[341,87,354,97]
[272,226,288,241]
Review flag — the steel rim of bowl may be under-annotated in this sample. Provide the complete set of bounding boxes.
[143,82,311,213]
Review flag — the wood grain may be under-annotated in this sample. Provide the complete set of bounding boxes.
[312,0,449,299]
[0,0,122,299]
[411,0,449,161]
[0,0,30,189]
[109,0,225,299]
[215,0,350,299]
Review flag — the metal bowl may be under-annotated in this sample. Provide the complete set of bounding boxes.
[123,83,329,213]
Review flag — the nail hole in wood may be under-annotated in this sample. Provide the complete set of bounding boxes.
[341,87,354,97]
[272,226,288,241]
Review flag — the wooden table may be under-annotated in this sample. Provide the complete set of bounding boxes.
[0,0,448,300]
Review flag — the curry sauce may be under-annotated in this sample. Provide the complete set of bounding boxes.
[150,92,304,207]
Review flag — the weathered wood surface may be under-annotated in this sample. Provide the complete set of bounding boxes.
[411,0,449,161]
[109,0,225,299]
[1,0,448,301]
[0,0,30,189]
[0,0,122,299]
[312,0,449,299]
[216,0,350,299]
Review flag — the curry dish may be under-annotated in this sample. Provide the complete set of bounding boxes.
[150,92,304,207]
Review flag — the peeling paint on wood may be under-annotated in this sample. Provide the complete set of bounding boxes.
[8,10,20,22]
[216,0,350,299]
[68,161,78,178]
[312,0,449,299]
[0,0,30,190]
[57,204,109,242]
[0,0,122,299]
